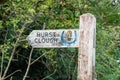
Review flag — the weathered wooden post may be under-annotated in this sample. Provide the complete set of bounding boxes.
[78,13,96,80]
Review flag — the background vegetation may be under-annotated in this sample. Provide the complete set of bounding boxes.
[0,0,120,80]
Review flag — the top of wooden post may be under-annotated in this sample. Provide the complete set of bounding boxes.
[80,13,96,30]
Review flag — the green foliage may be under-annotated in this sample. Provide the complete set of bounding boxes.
[0,0,120,80]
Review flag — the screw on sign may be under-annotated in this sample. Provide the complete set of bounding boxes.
[26,13,96,80]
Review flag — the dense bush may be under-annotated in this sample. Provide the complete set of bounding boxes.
[0,0,120,80]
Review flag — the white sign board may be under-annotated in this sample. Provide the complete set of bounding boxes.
[26,30,79,48]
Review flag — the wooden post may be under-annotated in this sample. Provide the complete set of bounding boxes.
[78,13,96,80]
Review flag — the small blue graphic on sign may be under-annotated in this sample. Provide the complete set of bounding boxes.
[61,30,78,46]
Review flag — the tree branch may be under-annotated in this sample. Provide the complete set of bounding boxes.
[30,51,46,65]
[4,70,21,79]
[1,22,30,79]
[23,47,34,80]
[41,69,56,80]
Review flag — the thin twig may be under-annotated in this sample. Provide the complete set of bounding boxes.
[4,70,21,79]
[10,76,13,80]
[1,42,18,79]
[0,49,4,78]
[30,52,46,65]
[41,69,56,80]
[23,48,34,80]
[68,52,77,79]
[0,26,9,78]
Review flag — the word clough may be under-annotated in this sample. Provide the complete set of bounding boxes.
[34,32,59,43]
[26,30,79,48]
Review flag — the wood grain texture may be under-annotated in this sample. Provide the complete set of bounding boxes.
[78,13,96,80]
